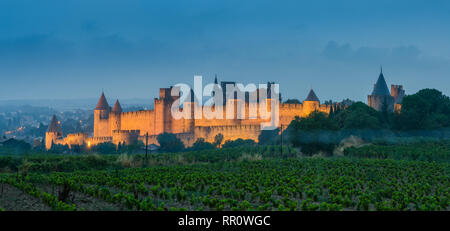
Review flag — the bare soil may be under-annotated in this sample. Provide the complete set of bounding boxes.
[35,183,122,211]
[0,183,51,211]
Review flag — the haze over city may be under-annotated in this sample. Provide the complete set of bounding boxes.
[1,0,449,103]
[0,0,450,217]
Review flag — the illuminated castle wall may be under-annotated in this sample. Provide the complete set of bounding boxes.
[45,79,332,150]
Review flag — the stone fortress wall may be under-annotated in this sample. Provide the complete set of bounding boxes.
[45,71,403,150]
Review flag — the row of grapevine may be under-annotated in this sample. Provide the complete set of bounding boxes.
[1,156,446,211]
[0,175,77,211]
[344,141,450,162]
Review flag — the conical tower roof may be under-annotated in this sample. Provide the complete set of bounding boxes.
[305,89,320,102]
[47,115,62,133]
[371,68,390,96]
[112,100,122,113]
[95,92,110,110]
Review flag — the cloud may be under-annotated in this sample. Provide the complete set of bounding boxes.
[320,41,450,69]
[0,32,161,64]
[0,34,74,58]
[323,41,420,61]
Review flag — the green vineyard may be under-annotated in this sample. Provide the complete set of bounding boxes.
[0,144,449,211]
[344,141,450,163]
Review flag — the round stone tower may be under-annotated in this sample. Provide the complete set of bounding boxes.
[110,99,122,132]
[94,92,111,137]
[303,89,320,117]
[45,115,63,150]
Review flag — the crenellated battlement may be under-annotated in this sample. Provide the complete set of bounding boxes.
[112,129,139,145]
[112,129,139,135]
[280,103,303,109]
[66,133,88,139]
[194,124,261,131]
[46,84,340,150]
[391,85,403,90]
[121,110,154,116]
[88,136,113,142]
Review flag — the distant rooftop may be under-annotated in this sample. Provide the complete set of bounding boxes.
[95,92,110,110]
[112,100,122,113]
[305,89,320,102]
[371,68,391,96]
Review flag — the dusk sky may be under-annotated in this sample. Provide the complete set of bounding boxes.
[0,0,449,103]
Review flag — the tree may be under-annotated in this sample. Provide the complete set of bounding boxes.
[49,143,70,154]
[0,138,31,155]
[286,112,339,155]
[394,89,450,130]
[222,139,256,148]
[119,140,145,154]
[324,100,333,105]
[333,102,385,129]
[380,97,392,126]
[190,138,216,151]
[214,133,224,148]
[258,128,280,145]
[91,142,117,154]
[328,104,335,119]
[334,104,342,115]
[157,133,185,153]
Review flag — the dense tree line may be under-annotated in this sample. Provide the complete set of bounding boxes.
[393,89,450,130]
[283,88,450,155]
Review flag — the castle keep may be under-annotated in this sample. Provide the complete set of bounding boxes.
[368,67,405,112]
[45,78,331,150]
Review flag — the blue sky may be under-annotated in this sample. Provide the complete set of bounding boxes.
[0,0,449,103]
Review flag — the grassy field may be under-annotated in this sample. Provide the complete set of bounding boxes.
[0,143,448,211]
